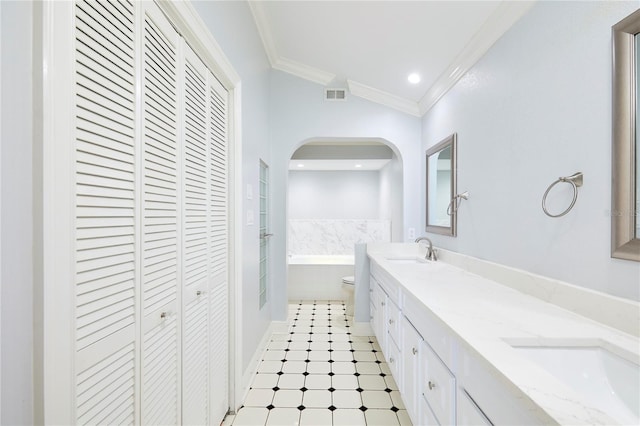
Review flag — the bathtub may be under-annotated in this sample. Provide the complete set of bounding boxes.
[287,255,355,301]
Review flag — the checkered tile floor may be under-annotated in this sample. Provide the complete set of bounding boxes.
[226,301,411,425]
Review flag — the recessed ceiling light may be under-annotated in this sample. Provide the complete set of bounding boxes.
[407,73,421,84]
[355,164,362,168]
[297,163,305,168]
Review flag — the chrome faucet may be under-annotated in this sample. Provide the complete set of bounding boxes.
[415,236,438,261]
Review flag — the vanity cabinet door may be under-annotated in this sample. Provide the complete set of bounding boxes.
[370,276,387,352]
[421,341,456,425]
[458,388,493,426]
[402,316,423,424]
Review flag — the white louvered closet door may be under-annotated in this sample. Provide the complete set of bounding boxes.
[67,1,230,424]
[74,0,138,424]
[140,2,181,425]
[208,62,230,424]
[182,45,211,425]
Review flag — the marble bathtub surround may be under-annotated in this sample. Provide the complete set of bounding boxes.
[367,243,640,425]
[289,220,391,256]
[367,242,639,337]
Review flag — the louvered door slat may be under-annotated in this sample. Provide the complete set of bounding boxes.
[208,72,229,425]
[74,0,137,420]
[141,4,180,424]
[183,297,209,425]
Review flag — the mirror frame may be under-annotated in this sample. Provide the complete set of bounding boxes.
[425,133,457,237]
[612,9,640,261]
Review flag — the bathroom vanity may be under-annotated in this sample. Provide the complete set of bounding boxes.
[366,244,639,425]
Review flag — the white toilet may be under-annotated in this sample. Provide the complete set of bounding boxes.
[342,275,355,316]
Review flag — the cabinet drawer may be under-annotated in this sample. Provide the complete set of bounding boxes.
[421,342,455,425]
[370,262,400,306]
[386,299,401,350]
[420,397,440,426]
[385,335,402,383]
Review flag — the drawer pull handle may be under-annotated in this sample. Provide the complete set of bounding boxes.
[412,347,418,355]
[160,312,167,320]
[381,301,385,306]
[389,357,394,363]
[428,381,437,390]
[196,290,202,296]
[388,319,394,325]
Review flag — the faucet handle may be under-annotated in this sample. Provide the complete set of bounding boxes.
[430,249,438,261]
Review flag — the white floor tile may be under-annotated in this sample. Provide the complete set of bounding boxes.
[355,362,381,375]
[350,336,371,342]
[232,407,269,426]
[306,361,331,374]
[331,361,356,375]
[267,341,289,350]
[266,407,300,426]
[330,351,353,362]
[331,374,359,390]
[390,391,406,409]
[272,389,304,407]
[282,361,307,374]
[353,351,377,362]
[358,374,387,390]
[384,375,399,391]
[251,373,280,389]
[332,408,367,426]
[361,390,393,409]
[304,374,331,390]
[258,360,283,374]
[331,390,362,408]
[309,341,330,351]
[330,342,351,351]
[397,409,413,425]
[263,350,287,361]
[288,341,310,351]
[271,334,290,342]
[286,350,308,361]
[307,351,331,362]
[380,362,392,375]
[351,341,373,351]
[243,388,275,407]
[302,389,332,408]
[299,408,333,425]
[364,409,401,426]
[278,374,306,390]
[330,334,350,342]
[291,333,312,341]
[311,333,331,342]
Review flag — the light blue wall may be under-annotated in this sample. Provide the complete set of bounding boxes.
[1,1,34,424]
[421,0,640,301]
[192,0,273,372]
[289,170,381,220]
[269,71,422,321]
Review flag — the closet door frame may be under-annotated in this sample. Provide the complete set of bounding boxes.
[37,1,243,423]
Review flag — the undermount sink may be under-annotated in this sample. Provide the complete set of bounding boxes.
[509,341,639,425]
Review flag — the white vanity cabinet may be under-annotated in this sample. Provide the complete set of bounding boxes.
[421,341,456,425]
[458,389,492,426]
[401,317,423,424]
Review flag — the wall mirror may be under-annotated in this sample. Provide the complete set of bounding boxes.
[426,133,457,236]
[612,9,640,261]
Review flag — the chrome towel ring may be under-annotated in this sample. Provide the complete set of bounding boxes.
[542,172,583,218]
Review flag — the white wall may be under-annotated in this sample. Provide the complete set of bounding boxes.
[1,1,33,423]
[421,0,640,301]
[270,71,422,321]
[288,170,380,219]
[379,154,403,241]
[191,1,273,373]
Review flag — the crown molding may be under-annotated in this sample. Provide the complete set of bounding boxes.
[248,0,278,65]
[348,80,421,117]
[273,57,336,86]
[418,1,536,115]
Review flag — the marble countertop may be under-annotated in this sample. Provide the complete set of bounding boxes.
[367,244,640,426]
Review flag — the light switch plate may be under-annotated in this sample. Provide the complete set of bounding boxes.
[408,227,415,240]
[246,210,254,226]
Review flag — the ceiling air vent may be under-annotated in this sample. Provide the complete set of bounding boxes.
[325,88,347,101]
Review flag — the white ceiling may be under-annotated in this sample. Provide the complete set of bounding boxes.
[249,1,534,116]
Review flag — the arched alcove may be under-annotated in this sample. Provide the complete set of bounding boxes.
[285,137,404,302]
